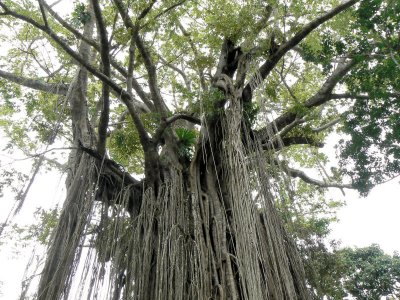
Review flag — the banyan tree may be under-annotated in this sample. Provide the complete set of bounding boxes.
[1,0,399,299]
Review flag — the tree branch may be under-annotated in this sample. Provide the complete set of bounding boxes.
[255,115,304,148]
[329,93,369,100]
[114,0,164,114]
[281,163,354,190]
[177,21,207,91]
[159,56,191,91]
[242,0,359,103]
[38,0,49,28]
[311,116,345,133]
[1,2,151,149]
[78,140,140,186]
[305,58,356,108]
[41,0,98,49]
[0,69,68,95]
[137,0,157,20]
[147,0,186,25]
[153,113,201,142]
[253,57,357,151]
[271,58,357,134]
[42,0,151,113]
[263,136,324,151]
[132,30,168,116]
[92,0,111,157]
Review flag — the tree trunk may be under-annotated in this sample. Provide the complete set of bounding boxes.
[37,75,310,300]
[36,19,309,300]
[126,89,308,299]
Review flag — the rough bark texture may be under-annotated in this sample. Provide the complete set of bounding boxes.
[36,75,310,299]
[37,9,97,299]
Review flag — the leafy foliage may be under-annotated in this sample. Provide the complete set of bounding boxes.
[3,208,59,247]
[175,127,197,161]
[71,1,91,26]
[338,0,400,195]
[284,191,400,299]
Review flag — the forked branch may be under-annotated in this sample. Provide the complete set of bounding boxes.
[242,0,359,103]
[153,113,201,142]
[0,2,151,149]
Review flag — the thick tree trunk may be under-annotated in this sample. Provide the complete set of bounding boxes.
[37,8,97,299]
[102,88,311,299]
[36,22,309,300]
[37,82,310,300]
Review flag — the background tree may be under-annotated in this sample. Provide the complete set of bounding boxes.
[0,0,399,299]
[281,188,400,299]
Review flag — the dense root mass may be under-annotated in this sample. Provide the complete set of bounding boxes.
[36,91,309,300]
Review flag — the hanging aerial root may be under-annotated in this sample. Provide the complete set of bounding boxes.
[37,153,97,300]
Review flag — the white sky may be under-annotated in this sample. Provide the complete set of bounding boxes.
[329,180,400,254]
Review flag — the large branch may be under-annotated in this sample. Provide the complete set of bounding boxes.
[153,113,201,142]
[92,0,111,157]
[272,58,356,134]
[242,0,359,103]
[113,0,166,115]
[0,69,68,95]
[41,0,152,113]
[253,58,357,150]
[0,2,151,149]
[305,59,357,108]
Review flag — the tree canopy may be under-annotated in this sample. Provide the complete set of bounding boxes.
[0,0,399,299]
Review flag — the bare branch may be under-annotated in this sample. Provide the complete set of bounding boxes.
[159,56,191,90]
[305,59,356,108]
[278,69,299,102]
[329,93,369,100]
[0,69,68,95]
[263,136,324,151]
[311,115,346,133]
[127,37,136,95]
[281,163,354,190]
